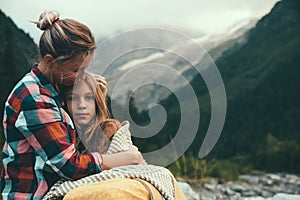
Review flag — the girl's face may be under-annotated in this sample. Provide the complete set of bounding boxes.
[66,80,96,127]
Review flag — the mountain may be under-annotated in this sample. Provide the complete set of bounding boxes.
[158,0,300,172]
[0,10,38,122]
[215,0,300,172]
[195,17,258,60]
[89,18,256,110]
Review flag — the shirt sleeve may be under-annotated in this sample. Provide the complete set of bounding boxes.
[15,92,102,180]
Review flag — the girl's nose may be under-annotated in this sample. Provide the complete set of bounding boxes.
[78,99,87,109]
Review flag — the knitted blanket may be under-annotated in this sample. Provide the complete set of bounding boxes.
[43,121,176,200]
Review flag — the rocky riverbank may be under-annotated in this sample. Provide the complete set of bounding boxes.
[177,173,300,200]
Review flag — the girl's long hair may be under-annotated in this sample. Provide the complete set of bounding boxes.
[64,71,110,153]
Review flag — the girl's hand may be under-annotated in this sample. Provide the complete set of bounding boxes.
[128,146,147,165]
[101,146,147,170]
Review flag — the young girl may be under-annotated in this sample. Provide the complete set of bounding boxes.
[65,71,120,154]
[1,10,144,200]
[62,72,186,200]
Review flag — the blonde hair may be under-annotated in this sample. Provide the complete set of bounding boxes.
[34,10,96,63]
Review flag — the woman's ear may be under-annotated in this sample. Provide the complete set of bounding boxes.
[44,54,54,65]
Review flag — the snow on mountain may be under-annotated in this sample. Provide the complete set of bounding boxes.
[89,18,258,109]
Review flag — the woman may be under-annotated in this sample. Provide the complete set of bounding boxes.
[1,10,145,200]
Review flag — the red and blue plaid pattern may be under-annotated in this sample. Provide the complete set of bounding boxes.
[1,66,102,200]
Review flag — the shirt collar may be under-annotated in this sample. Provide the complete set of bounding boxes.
[31,65,65,107]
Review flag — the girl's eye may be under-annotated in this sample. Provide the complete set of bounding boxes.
[86,95,95,100]
[67,96,78,101]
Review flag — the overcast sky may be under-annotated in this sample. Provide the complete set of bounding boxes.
[1,0,279,43]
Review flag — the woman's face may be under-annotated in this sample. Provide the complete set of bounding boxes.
[52,52,94,87]
[66,80,96,127]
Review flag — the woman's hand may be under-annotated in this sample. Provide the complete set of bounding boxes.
[101,146,147,170]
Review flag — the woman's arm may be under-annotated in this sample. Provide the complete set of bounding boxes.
[15,92,103,180]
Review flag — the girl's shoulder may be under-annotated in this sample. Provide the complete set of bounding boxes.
[101,119,121,140]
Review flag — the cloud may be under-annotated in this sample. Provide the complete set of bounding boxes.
[1,0,279,43]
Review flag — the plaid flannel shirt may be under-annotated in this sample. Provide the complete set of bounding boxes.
[1,66,103,200]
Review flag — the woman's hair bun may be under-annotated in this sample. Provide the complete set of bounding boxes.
[35,10,60,31]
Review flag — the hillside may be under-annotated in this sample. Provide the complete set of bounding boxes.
[151,0,300,173]
[213,0,300,172]
[0,10,38,122]
[90,17,255,110]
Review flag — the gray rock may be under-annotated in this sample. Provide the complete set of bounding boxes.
[230,184,246,193]
[204,183,216,191]
[177,181,200,200]
[239,175,260,184]
[271,193,300,200]
[246,197,265,200]
[267,174,281,183]
[190,173,300,200]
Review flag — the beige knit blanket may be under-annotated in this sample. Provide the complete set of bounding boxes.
[43,121,176,200]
